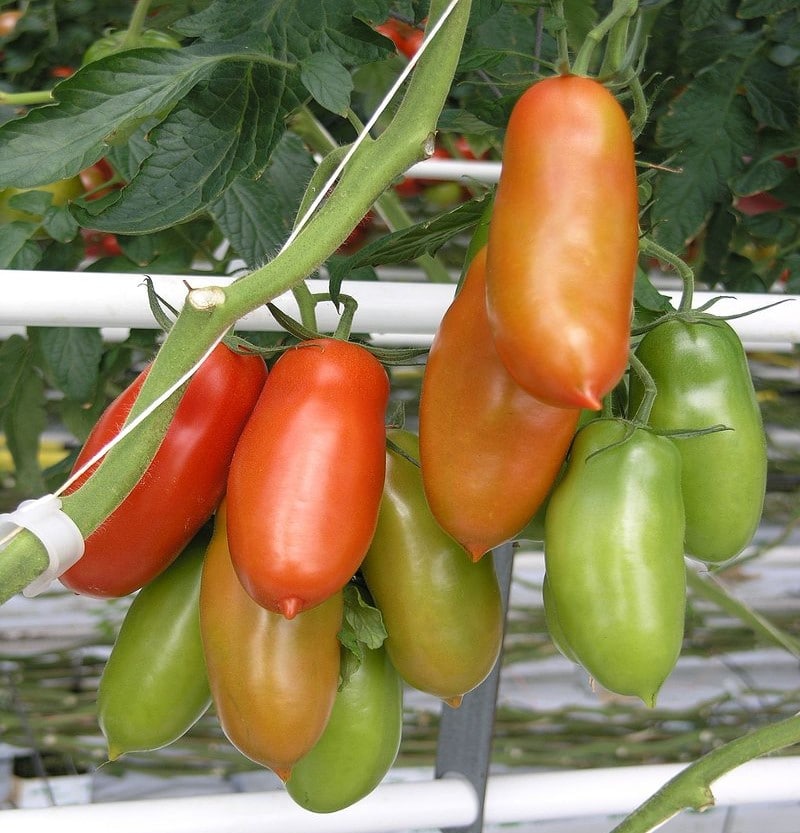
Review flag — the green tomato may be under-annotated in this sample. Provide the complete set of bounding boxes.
[285,643,403,813]
[0,176,84,225]
[544,419,686,707]
[542,574,577,662]
[97,533,212,760]
[360,428,504,705]
[629,315,767,564]
[82,28,181,65]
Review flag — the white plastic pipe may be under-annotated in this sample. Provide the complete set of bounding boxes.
[0,271,797,346]
[2,759,799,832]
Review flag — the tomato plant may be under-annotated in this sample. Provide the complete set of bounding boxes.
[81,28,182,65]
[226,337,389,619]
[419,246,580,559]
[200,502,343,782]
[629,315,767,564]
[60,344,267,597]
[544,419,686,707]
[485,74,639,410]
[97,531,211,759]
[0,176,84,225]
[361,429,504,705]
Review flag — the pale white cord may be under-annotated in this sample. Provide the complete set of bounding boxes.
[279,0,465,253]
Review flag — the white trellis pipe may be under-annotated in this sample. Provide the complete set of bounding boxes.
[0,271,797,348]
[1,759,799,832]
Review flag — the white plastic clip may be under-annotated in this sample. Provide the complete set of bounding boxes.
[0,495,85,598]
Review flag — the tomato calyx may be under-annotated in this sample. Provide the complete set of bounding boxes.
[337,584,387,688]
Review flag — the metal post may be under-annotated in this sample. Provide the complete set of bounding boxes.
[434,542,515,833]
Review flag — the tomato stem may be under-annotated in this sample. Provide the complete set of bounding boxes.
[610,712,800,833]
[0,89,54,105]
[292,283,319,332]
[627,353,657,424]
[551,1,571,71]
[640,237,695,312]
[122,0,155,49]
[572,0,639,78]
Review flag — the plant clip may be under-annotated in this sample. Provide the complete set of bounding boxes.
[0,494,85,597]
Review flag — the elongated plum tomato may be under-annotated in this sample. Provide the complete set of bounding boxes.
[419,246,581,559]
[485,74,639,410]
[361,429,504,705]
[97,532,211,760]
[61,344,267,597]
[200,502,342,782]
[629,316,767,563]
[286,642,403,813]
[544,419,686,707]
[226,338,389,619]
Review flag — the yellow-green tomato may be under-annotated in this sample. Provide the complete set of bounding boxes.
[0,176,84,225]
[286,644,403,813]
[97,534,211,760]
[629,315,767,563]
[360,428,504,705]
[544,419,686,707]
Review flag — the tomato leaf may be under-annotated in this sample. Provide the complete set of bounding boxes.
[0,222,42,269]
[338,583,387,685]
[651,59,757,252]
[0,335,47,496]
[300,53,354,116]
[741,56,800,132]
[28,327,104,403]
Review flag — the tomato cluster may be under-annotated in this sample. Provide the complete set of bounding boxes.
[72,68,768,810]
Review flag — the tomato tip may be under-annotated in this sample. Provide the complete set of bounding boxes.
[279,596,304,619]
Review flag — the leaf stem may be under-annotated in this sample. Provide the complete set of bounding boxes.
[572,0,639,78]
[627,352,657,423]
[640,236,695,312]
[0,90,54,105]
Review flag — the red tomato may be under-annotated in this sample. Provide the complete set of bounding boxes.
[419,247,581,559]
[375,19,424,60]
[0,10,22,37]
[60,344,268,597]
[485,74,639,410]
[81,229,123,258]
[49,66,75,78]
[226,338,389,619]
[79,158,120,201]
[200,502,342,782]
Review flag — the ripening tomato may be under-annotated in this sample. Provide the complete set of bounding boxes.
[0,10,22,37]
[485,74,639,410]
[226,338,389,619]
[200,502,342,782]
[60,344,267,597]
[0,176,85,225]
[419,247,581,559]
[375,18,424,59]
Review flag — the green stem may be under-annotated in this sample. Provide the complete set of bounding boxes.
[0,90,54,105]
[572,0,639,77]
[598,7,632,76]
[552,0,571,71]
[627,353,656,423]
[121,0,155,49]
[291,283,318,331]
[610,712,800,833]
[686,566,800,659]
[0,0,473,605]
[629,74,648,138]
[640,236,695,312]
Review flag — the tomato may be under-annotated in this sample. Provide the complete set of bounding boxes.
[79,158,120,201]
[0,176,85,225]
[628,316,767,563]
[375,19,424,60]
[226,338,389,619]
[97,532,211,759]
[60,344,267,597]
[200,502,342,781]
[541,574,577,662]
[419,247,581,559]
[360,429,504,705]
[0,10,22,37]
[544,419,686,707]
[82,28,182,65]
[485,74,639,410]
[81,229,123,258]
[286,642,403,812]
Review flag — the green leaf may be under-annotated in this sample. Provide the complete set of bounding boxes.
[742,57,800,131]
[731,157,790,196]
[682,0,729,31]
[437,108,498,135]
[737,0,798,18]
[28,327,104,403]
[0,222,43,269]
[328,194,491,288]
[651,59,757,251]
[0,335,47,495]
[338,583,387,684]
[42,204,80,243]
[301,52,353,115]
[210,132,316,268]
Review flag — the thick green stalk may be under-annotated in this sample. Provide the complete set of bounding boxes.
[0,0,472,604]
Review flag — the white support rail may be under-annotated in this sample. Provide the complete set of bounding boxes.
[2,759,800,832]
[0,271,798,348]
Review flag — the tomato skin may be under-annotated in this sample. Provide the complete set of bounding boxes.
[485,74,639,410]
[375,19,424,59]
[360,429,504,704]
[0,176,85,225]
[419,247,581,559]
[226,338,389,619]
[541,574,577,663]
[544,419,686,707]
[286,643,403,812]
[200,503,342,781]
[97,532,211,760]
[629,317,767,563]
[60,344,268,598]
